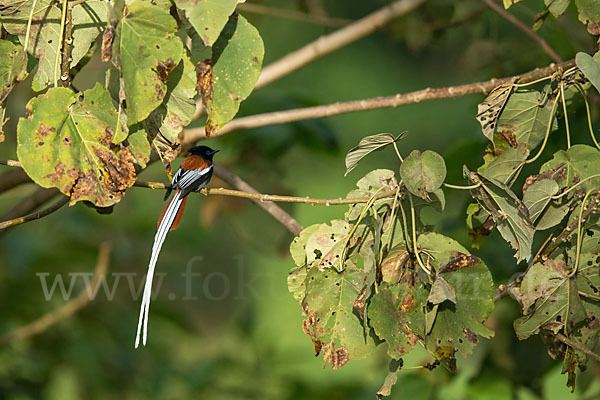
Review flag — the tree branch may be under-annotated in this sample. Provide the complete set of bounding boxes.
[0,187,59,222]
[134,178,398,206]
[484,0,562,63]
[254,0,427,89]
[0,242,111,346]
[0,195,69,230]
[185,59,575,143]
[213,165,304,235]
[556,333,600,363]
[0,168,32,192]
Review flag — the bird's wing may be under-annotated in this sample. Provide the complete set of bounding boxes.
[176,165,213,197]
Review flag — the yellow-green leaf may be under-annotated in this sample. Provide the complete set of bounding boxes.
[115,0,183,123]
[17,84,137,207]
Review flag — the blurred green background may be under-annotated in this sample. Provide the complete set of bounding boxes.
[1,0,599,399]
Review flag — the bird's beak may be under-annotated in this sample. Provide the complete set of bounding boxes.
[210,149,220,155]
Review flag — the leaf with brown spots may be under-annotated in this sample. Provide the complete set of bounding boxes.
[322,343,349,370]
[301,263,376,366]
[466,168,535,261]
[496,89,558,151]
[0,40,26,104]
[143,54,197,163]
[0,0,107,91]
[115,1,183,123]
[101,26,115,62]
[369,283,427,359]
[17,84,137,207]
[418,233,495,358]
[376,358,403,397]
[475,82,514,143]
[539,145,600,192]
[196,13,264,134]
[174,0,243,47]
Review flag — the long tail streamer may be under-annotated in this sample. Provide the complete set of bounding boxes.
[135,191,184,348]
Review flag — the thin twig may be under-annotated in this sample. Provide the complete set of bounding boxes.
[238,3,351,27]
[0,187,59,222]
[0,196,69,230]
[184,59,575,143]
[0,168,32,192]
[134,178,398,207]
[556,333,600,363]
[0,242,111,346]
[254,0,427,89]
[213,165,304,236]
[484,0,562,63]
[0,159,22,167]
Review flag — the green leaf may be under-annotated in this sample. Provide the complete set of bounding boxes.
[545,0,571,17]
[475,83,514,143]
[399,150,446,200]
[514,259,590,340]
[344,132,407,176]
[346,169,398,221]
[496,89,557,151]
[428,276,457,305]
[418,233,495,359]
[575,0,600,24]
[290,224,321,267]
[479,144,528,184]
[202,14,264,134]
[467,170,535,261]
[287,223,320,303]
[143,53,197,163]
[522,179,560,224]
[302,264,375,368]
[503,0,524,8]
[540,145,600,191]
[0,39,27,103]
[305,220,350,272]
[115,0,183,123]
[17,84,138,207]
[369,283,427,359]
[380,246,410,284]
[576,52,600,94]
[0,0,107,91]
[126,128,151,169]
[376,359,404,397]
[175,0,242,47]
[466,202,494,249]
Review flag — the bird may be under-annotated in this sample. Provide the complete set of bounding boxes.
[135,145,219,348]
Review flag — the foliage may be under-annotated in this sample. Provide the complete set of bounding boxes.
[1,0,600,398]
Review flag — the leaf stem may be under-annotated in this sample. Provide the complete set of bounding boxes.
[443,182,481,190]
[341,186,385,265]
[551,174,600,200]
[574,83,600,150]
[23,0,40,54]
[526,90,561,164]
[570,189,599,278]
[392,141,403,162]
[408,194,430,276]
[556,333,600,363]
[560,81,570,148]
[54,0,69,87]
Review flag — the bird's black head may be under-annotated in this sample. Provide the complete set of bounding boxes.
[188,145,219,161]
